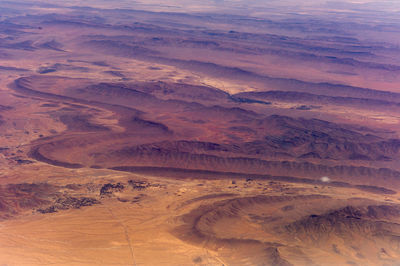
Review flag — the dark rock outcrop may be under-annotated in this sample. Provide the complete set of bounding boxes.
[37,196,100,213]
[100,183,125,196]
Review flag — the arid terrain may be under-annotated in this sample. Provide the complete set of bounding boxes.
[1,0,400,265]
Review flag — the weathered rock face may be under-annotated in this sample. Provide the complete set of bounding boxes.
[37,197,100,213]
[173,193,400,265]
[284,205,400,243]
[100,183,125,196]
[0,179,160,219]
[0,182,103,218]
[128,180,150,190]
[0,183,56,219]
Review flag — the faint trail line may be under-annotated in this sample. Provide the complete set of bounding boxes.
[106,207,137,266]
[205,247,225,266]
